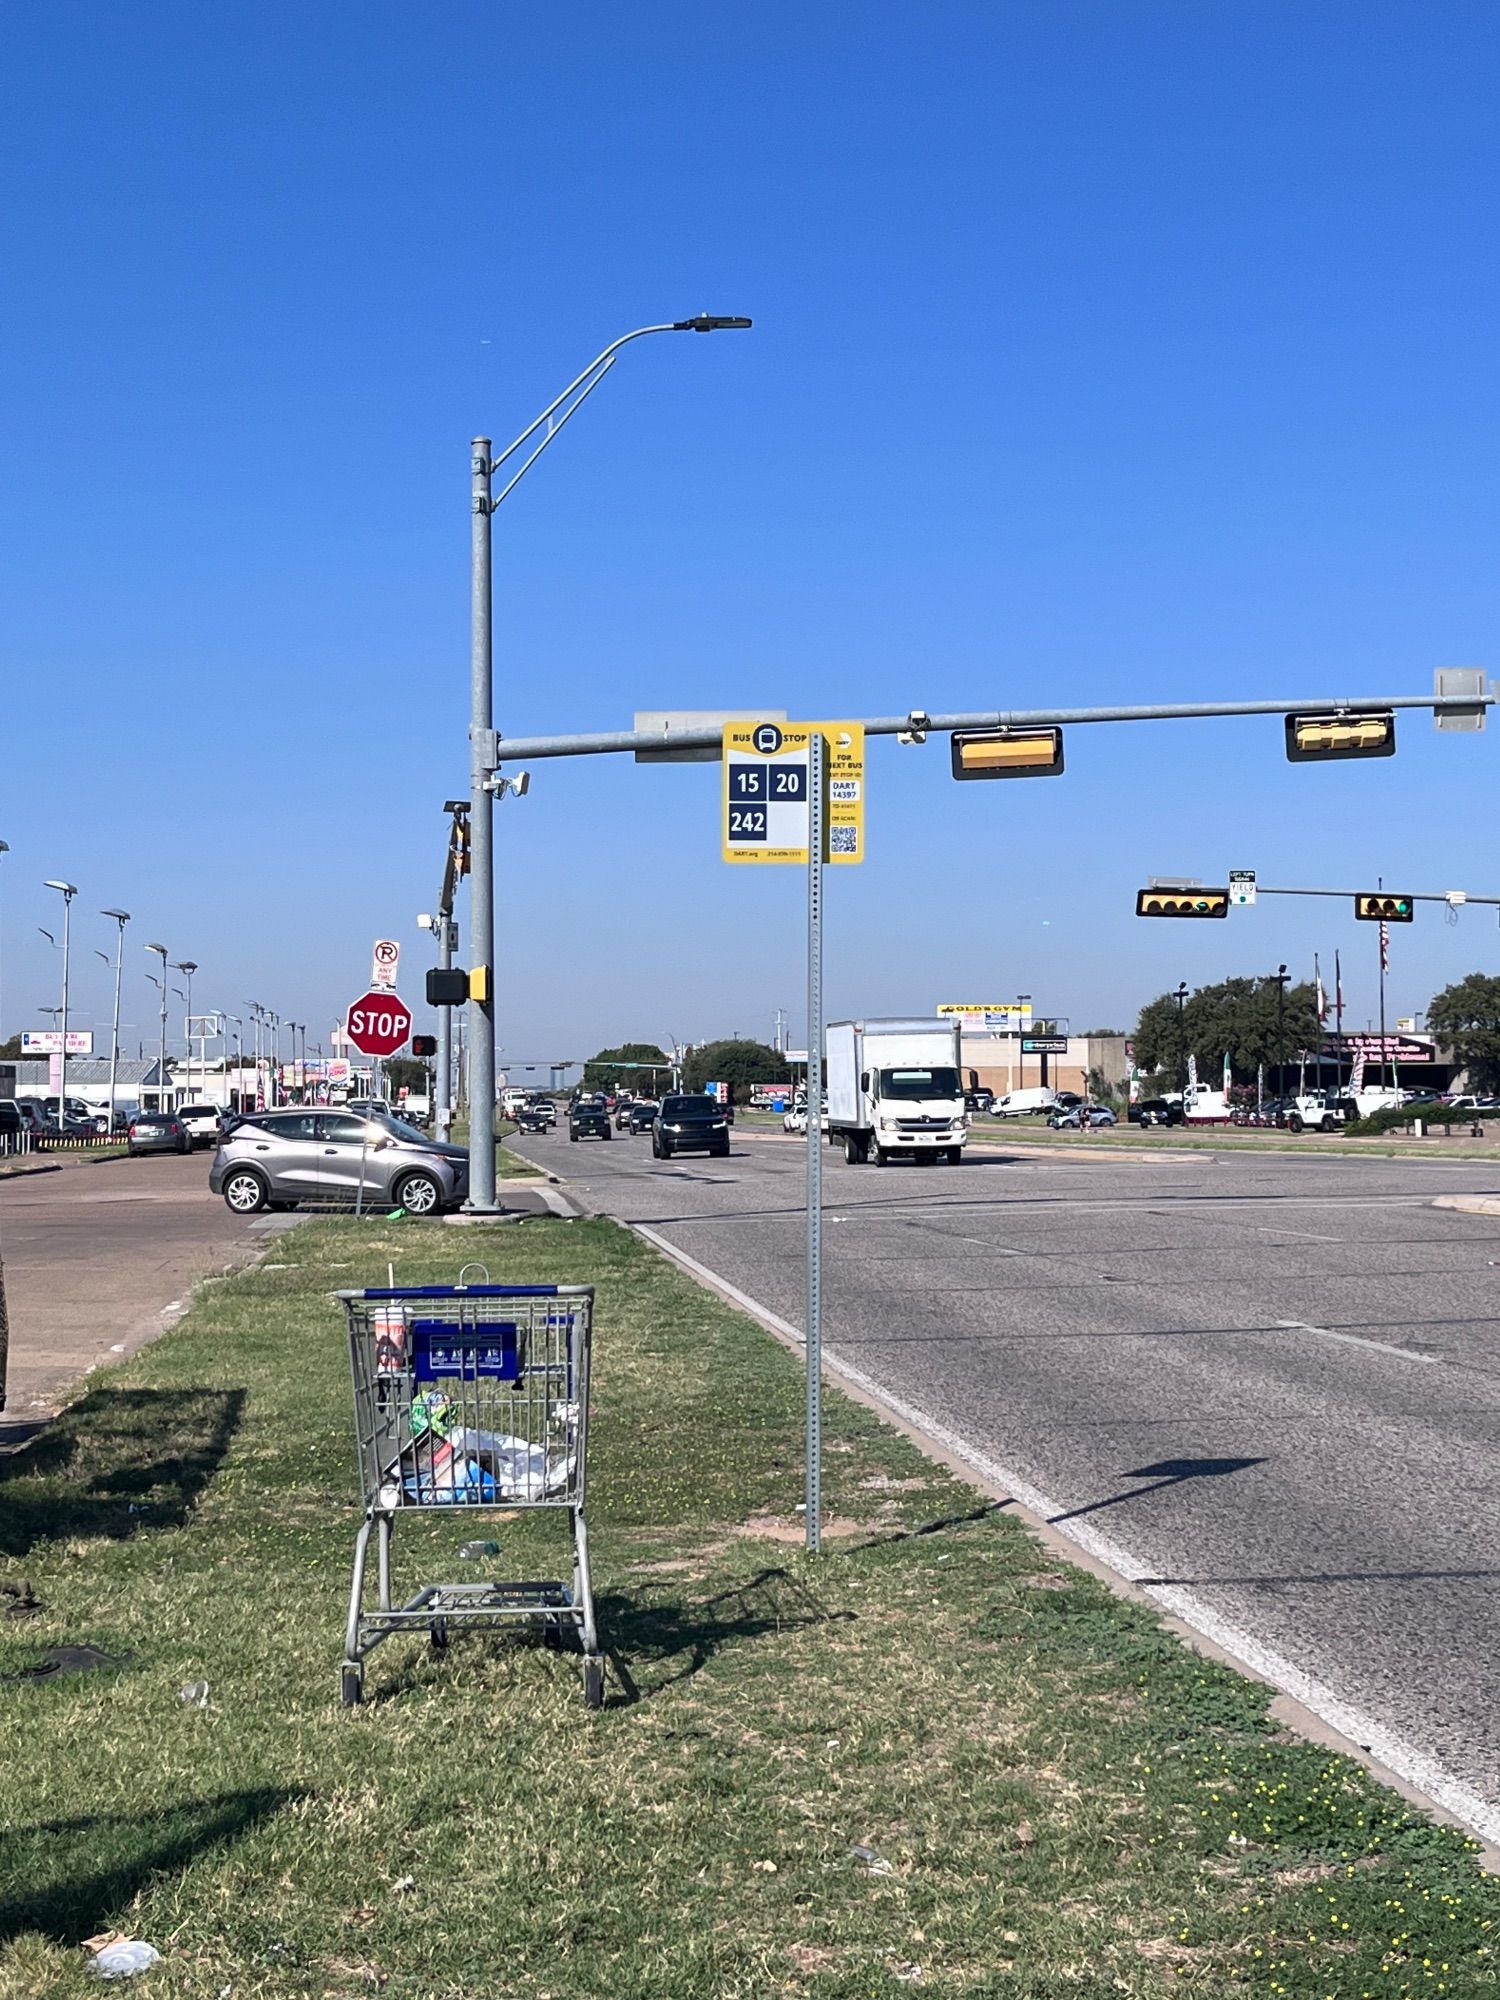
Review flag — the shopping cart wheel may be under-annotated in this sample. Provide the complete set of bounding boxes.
[429,1620,449,1652]
[583,1657,605,1709]
[341,1668,363,1707]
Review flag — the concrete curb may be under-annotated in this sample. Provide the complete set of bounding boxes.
[1432,1194,1500,1218]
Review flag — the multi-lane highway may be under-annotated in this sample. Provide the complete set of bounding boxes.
[514,1120,1500,1839]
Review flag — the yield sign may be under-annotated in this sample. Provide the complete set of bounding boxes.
[344,990,413,1058]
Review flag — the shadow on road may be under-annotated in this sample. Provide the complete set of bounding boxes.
[0,1786,302,1945]
[0,1385,245,1557]
[1049,1455,1268,1526]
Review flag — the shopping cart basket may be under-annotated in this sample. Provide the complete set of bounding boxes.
[336,1271,601,1707]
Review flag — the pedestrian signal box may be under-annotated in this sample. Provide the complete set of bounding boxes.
[1354,894,1414,922]
[1135,888,1230,919]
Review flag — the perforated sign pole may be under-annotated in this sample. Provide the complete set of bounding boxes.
[805,729,824,1554]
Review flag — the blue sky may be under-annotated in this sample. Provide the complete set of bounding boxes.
[3,2,1496,1072]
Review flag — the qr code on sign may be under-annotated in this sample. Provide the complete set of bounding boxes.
[829,827,857,854]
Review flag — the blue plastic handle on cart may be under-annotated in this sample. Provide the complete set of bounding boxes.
[411,1319,522,1383]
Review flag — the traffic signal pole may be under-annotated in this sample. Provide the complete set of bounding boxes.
[467,438,498,1212]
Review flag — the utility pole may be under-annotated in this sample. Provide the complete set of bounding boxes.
[1172,982,1189,1092]
[44,881,77,1129]
[146,943,170,1111]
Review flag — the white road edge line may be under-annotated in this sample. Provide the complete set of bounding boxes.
[1274,1317,1440,1364]
[632,1219,1500,1852]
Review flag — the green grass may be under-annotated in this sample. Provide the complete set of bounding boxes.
[978,1122,1500,1160]
[2,1218,1498,1996]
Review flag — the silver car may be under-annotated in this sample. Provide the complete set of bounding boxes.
[209,1109,470,1216]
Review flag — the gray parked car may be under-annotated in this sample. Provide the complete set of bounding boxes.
[210,1109,470,1216]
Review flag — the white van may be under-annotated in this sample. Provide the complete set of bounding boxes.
[990,1087,1058,1119]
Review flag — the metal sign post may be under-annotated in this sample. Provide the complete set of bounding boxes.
[805,728,825,1554]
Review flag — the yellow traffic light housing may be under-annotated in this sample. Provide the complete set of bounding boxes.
[1354,894,1414,922]
[1135,888,1230,919]
[1285,710,1396,763]
[951,727,1064,779]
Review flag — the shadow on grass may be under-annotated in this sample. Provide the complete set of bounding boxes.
[602,1566,854,1704]
[0,1785,303,1944]
[0,1386,245,1556]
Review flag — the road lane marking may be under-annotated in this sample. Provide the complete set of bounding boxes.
[1273,1318,1440,1364]
[630,1218,1500,1849]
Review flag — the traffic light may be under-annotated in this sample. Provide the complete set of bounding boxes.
[426,968,468,1006]
[1354,894,1414,922]
[1135,888,1230,919]
[411,1034,438,1057]
[1285,710,1396,763]
[951,727,1064,779]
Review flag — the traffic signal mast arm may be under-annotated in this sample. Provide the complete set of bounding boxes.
[1241,886,1500,909]
[484,685,1489,766]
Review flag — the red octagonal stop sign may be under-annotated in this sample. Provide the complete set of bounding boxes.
[344,989,413,1058]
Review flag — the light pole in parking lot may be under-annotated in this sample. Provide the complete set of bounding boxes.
[145,942,169,1111]
[100,909,129,1132]
[465,312,752,1212]
[173,960,197,1100]
[1272,963,1290,1098]
[43,881,77,1130]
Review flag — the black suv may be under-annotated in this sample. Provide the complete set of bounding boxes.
[568,1099,612,1143]
[1129,1098,1184,1127]
[652,1094,730,1160]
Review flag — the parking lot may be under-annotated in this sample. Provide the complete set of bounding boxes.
[515,1117,1500,1836]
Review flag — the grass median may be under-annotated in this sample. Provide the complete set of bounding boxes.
[2,1217,1497,1996]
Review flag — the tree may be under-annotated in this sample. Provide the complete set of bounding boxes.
[384,1056,430,1094]
[1427,974,1500,1092]
[583,1043,671,1095]
[0,1033,20,1062]
[682,1039,789,1102]
[1132,975,1321,1086]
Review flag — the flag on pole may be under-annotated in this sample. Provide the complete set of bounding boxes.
[1335,949,1345,1028]
[1223,1051,1233,1094]
[1349,1048,1366,1094]
[1380,922,1390,973]
[1315,954,1327,1024]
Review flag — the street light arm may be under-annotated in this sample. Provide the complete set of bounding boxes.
[487,323,681,480]
[485,314,751,508]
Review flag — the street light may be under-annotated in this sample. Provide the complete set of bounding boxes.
[1272,963,1290,1096]
[466,310,751,1211]
[100,909,130,1133]
[1172,982,1190,1092]
[225,1014,243,1111]
[145,943,169,1110]
[173,960,198,1098]
[43,881,77,1129]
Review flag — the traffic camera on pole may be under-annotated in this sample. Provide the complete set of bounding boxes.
[1354,893,1414,922]
[1135,888,1231,918]
[1284,710,1396,762]
[950,727,1065,779]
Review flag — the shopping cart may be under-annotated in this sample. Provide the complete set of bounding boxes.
[336,1269,601,1707]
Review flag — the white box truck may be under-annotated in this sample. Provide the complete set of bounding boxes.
[825,1018,968,1165]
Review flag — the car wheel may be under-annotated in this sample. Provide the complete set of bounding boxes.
[874,1144,889,1167]
[222,1168,270,1215]
[569,1130,578,1142]
[712,1142,729,1157]
[1288,1114,1304,1134]
[660,1140,672,1160]
[843,1133,862,1165]
[394,1171,442,1216]
[603,1129,612,1140]
[1321,1116,1337,1133]
[946,1147,963,1165]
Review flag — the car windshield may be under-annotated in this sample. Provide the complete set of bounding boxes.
[877,1066,961,1101]
[660,1097,719,1120]
[373,1113,431,1145]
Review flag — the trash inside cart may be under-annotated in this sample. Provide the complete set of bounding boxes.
[336,1272,601,1707]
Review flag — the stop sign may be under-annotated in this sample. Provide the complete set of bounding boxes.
[344,990,413,1058]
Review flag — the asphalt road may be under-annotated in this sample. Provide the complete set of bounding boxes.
[0,1151,283,1433]
[518,1121,1500,1838]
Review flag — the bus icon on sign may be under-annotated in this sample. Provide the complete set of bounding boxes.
[753,723,783,755]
